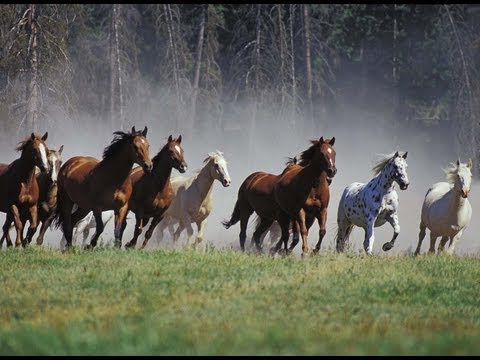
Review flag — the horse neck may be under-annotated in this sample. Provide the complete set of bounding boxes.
[367,166,395,196]
[191,163,215,202]
[446,186,468,214]
[97,146,136,187]
[14,152,37,182]
[152,154,173,189]
[297,160,325,190]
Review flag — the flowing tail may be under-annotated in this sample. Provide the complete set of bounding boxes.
[51,184,67,231]
[222,199,241,229]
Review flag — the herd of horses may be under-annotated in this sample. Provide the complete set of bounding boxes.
[0,126,474,257]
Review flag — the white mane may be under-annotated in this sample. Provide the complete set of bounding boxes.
[371,152,397,176]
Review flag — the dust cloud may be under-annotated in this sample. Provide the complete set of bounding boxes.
[0,97,479,257]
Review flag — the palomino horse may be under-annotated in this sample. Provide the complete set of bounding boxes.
[335,151,409,255]
[223,137,336,257]
[0,145,63,247]
[155,150,231,248]
[124,135,187,249]
[53,126,153,249]
[415,159,472,256]
[0,132,50,247]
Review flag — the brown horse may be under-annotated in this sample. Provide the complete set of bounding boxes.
[1,145,64,247]
[272,137,336,257]
[124,135,187,249]
[0,132,50,247]
[223,137,336,256]
[53,126,153,249]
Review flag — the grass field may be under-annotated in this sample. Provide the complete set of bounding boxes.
[0,246,479,355]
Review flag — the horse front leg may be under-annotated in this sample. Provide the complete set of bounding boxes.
[1,213,14,248]
[24,204,39,246]
[114,204,129,248]
[363,220,375,255]
[296,208,309,258]
[142,215,163,249]
[125,213,144,249]
[10,205,25,247]
[194,217,208,250]
[312,208,327,255]
[382,213,400,252]
[36,210,56,246]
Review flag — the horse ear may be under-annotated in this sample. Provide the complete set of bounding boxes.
[31,132,35,140]
[402,151,408,159]
[41,132,48,141]
[131,126,136,134]
[468,158,473,169]
[456,159,460,166]
[59,145,64,154]
[394,151,399,157]
[319,136,324,143]
[330,137,335,146]
[177,135,182,144]
[168,135,173,142]
[142,126,148,137]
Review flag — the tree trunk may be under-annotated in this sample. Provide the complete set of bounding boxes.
[110,4,124,130]
[190,4,207,134]
[26,3,39,132]
[277,4,286,114]
[289,4,297,131]
[164,4,181,130]
[303,4,313,134]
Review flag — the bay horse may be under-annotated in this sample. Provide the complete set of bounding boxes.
[415,159,472,256]
[271,137,336,257]
[223,137,336,257]
[0,132,50,247]
[155,150,231,249]
[0,145,63,247]
[124,135,187,249]
[335,151,409,255]
[53,126,153,249]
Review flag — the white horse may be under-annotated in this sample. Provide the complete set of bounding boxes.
[60,210,115,249]
[415,159,472,256]
[155,151,231,248]
[336,151,410,255]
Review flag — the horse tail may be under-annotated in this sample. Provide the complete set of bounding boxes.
[51,183,67,230]
[222,198,241,229]
[334,223,354,253]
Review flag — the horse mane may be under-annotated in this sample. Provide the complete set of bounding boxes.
[285,156,298,166]
[444,162,469,184]
[371,152,397,176]
[203,150,226,164]
[15,134,39,152]
[296,140,321,166]
[103,130,139,160]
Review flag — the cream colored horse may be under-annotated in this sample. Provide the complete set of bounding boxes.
[156,151,231,248]
[415,159,473,255]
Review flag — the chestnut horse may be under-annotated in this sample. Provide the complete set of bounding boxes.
[1,145,63,247]
[0,132,50,247]
[53,126,153,249]
[223,137,336,257]
[124,135,187,249]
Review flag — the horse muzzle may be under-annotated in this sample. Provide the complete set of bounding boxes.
[222,178,231,187]
[461,190,469,198]
[178,163,187,173]
[327,168,337,178]
[143,163,153,174]
[400,183,409,190]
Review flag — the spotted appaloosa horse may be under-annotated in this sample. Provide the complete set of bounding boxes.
[335,151,409,255]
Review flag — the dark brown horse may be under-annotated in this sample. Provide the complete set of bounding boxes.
[124,135,187,249]
[272,137,336,257]
[0,132,50,247]
[53,126,153,249]
[1,145,64,247]
[223,137,336,256]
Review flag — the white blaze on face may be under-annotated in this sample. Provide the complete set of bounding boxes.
[175,145,182,155]
[50,157,58,182]
[39,143,48,171]
[141,138,146,144]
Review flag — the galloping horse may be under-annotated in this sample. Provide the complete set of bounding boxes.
[124,135,187,249]
[415,159,472,256]
[335,151,409,255]
[53,126,153,249]
[0,132,50,247]
[223,137,336,257]
[271,137,336,257]
[156,150,231,248]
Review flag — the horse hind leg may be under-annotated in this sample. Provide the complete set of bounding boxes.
[414,220,427,256]
[428,232,438,255]
[252,217,274,253]
[312,209,326,255]
[438,236,450,253]
[239,209,253,252]
[125,215,145,249]
[85,210,105,250]
[336,219,353,253]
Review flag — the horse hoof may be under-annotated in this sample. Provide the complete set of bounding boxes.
[382,242,393,251]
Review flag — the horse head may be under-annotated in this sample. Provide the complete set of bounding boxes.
[318,136,337,178]
[47,145,64,183]
[165,135,187,173]
[391,151,410,190]
[130,126,153,174]
[206,150,231,187]
[17,132,50,173]
[451,159,472,198]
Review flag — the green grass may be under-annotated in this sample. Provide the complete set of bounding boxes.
[0,246,479,355]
